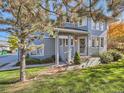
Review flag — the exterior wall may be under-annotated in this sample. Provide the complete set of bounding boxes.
[59,46,75,61]
[87,17,108,56]
[88,31,107,56]
[59,35,75,61]
[30,38,55,60]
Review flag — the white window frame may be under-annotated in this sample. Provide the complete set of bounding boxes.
[65,39,68,46]
[91,20,96,30]
[92,37,95,47]
[96,22,100,30]
[100,22,104,31]
[59,39,63,46]
[30,48,44,56]
[78,19,83,27]
[92,37,100,47]
[101,37,104,47]
[71,39,74,46]
[59,36,74,46]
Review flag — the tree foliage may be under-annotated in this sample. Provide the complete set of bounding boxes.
[8,35,18,51]
[108,22,124,51]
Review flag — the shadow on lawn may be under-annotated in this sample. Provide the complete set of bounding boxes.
[0,79,19,85]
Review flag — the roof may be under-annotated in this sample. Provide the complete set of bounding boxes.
[54,28,89,35]
[91,31,105,36]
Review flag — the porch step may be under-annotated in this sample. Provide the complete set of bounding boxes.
[81,57,100,68]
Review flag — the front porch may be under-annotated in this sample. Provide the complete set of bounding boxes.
[54,28,89,65]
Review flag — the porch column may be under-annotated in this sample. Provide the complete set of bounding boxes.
[55,32,59,65]
[68,35,71,64]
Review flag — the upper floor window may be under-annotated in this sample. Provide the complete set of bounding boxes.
[91,20,104,31]
[96,22,100,30]
[78,19,82,26]
[100,22,104,31]
[66,18,70,22]
[78,16,87,27]
[91,20,96,30]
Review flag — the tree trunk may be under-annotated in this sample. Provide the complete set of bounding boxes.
[20,48,26,82]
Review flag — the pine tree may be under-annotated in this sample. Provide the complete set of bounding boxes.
[74,52,81,65]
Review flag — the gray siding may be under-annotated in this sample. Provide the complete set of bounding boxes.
[31,38,55,60]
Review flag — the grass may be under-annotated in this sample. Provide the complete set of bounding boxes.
[0,67,47,92]
[0,59,124,93]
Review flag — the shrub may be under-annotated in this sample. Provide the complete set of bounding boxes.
[74,52,81,65]
[108,49,123,61]
[40,57,55,64]
[15,56,55,66]
[100,52,113,64]
[26,58,41,65]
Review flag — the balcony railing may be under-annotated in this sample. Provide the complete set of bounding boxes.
[63,22,88,31]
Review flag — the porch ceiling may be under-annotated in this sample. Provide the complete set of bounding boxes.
[54,28,89,35]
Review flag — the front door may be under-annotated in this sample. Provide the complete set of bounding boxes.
[79,38,86,55]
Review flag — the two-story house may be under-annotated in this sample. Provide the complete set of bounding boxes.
[29,16,110,65]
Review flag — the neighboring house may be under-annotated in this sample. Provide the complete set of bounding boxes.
[29,16,112,65]
[0,40,10,51]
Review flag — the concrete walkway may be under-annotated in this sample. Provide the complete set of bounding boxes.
[0,63,54,71]
[81,57,101,68]
[0,55,18,70]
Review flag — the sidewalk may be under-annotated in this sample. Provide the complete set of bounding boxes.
[0,63,54,71]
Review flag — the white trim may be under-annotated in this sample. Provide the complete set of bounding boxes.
[30,49,44,56]
[54,28,89,34]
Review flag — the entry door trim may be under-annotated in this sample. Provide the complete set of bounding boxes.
[78,37,87,55]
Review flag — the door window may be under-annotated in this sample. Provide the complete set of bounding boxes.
[80,39,85,54]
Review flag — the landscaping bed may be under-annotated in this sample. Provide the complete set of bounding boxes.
[15,56,55,66]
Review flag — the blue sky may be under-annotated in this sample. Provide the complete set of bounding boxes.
[0,0,124,41]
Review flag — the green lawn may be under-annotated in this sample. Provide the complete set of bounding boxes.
[0,60,124,93]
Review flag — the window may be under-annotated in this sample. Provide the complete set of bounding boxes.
[92,37,100,47]
[96,37,100,47]
[96,22,100,30]
[63,39,66,46]
[78,19,82,26]
[71,39,73,45]
[92,38,95,47]
[66,18,70,22]
[100,22,104,31]
[101,38,104,47]
[65,39,68,45]
[37,49,44,55]
[31,48,44,56]
[59,39,62,46]
[91,20,96,29]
